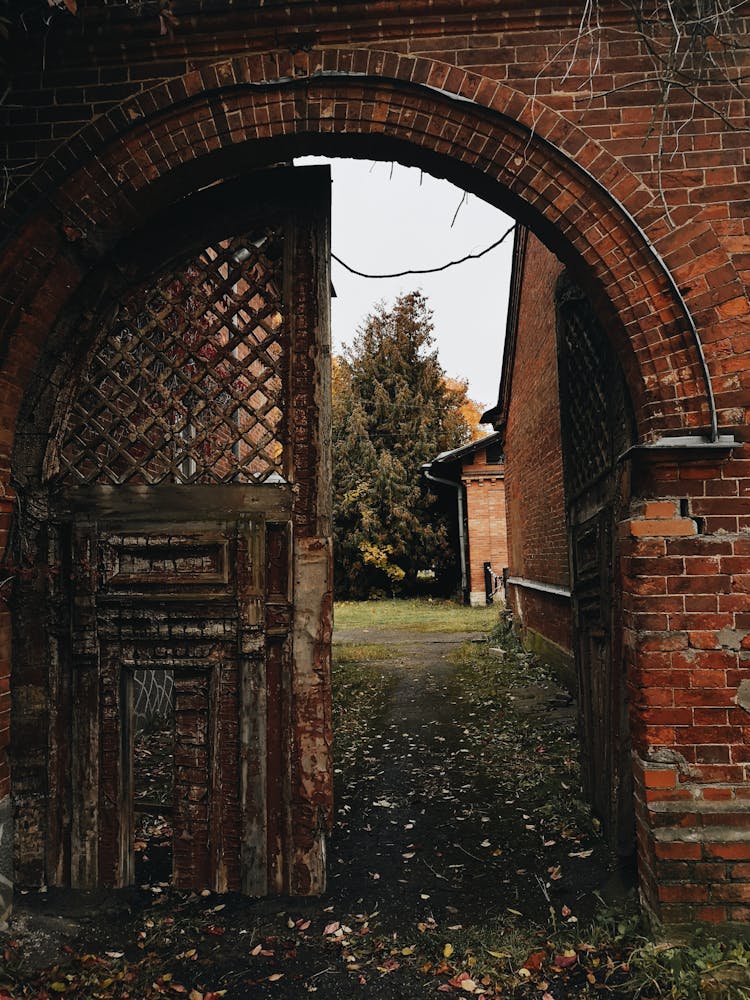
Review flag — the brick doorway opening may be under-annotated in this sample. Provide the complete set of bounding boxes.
[0,55,744,927]
[11,167,334,896]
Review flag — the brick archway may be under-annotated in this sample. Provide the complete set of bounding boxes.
[1,48,746,928]
[0,52,722,449]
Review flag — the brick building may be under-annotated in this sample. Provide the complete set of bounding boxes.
[1,1,749,927]
[488,228,574,684]
[424,433,508,607]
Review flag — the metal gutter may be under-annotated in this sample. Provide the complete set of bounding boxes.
[507,576,572,598]
[619,434,737,461]
[422,466,468,599]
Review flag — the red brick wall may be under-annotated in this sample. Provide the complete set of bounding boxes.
[621,490,750,925]
[462,453,508,598]
[503,233,573,655]
[509,587,572,655]
[504,235,568,590]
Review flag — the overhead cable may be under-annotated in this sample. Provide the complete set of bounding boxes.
[331,223,516,280]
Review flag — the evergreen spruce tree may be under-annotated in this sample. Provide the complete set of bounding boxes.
[332,292,477,599]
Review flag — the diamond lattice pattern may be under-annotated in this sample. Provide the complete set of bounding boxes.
[559,304,611,498]
[58,230,287,485]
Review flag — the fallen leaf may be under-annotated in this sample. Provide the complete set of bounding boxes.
[553,950,578,969]
[443,943,454,959]
[376,957,400,973]
[523,949,545,972]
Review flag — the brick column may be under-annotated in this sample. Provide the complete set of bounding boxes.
[622,493,750,927]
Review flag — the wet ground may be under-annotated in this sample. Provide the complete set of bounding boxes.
[0,618,641,999]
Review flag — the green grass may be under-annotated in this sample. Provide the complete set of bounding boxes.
[334,641,401,661]
[334,597,500,633]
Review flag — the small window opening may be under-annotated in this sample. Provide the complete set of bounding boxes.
[133,669,175,886]
[485,442,503,464]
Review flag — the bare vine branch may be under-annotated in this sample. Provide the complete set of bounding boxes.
[531,0,749,226]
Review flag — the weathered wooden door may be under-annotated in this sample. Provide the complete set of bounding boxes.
[66,492,286,893]
[556,275,636,857]
[13,168,333,895]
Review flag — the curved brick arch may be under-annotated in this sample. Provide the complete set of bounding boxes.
[0,51,719,457]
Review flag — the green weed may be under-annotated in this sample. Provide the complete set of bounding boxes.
[334,597,500,633]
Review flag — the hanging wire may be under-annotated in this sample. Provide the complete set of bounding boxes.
[331,223,516,280]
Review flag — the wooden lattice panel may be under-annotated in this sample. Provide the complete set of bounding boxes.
[57,230,287,485]
[558,299,610,498]
[556,277,633,501]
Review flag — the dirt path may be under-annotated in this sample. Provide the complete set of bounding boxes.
[1,623,634,999]
[329,628,614,933]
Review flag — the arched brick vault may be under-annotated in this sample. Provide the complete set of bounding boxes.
[0,49,732,493]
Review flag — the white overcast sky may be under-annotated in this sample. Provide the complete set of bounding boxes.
[296,157,515,415]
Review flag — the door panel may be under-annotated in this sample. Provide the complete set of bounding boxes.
[82,510,268,891]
